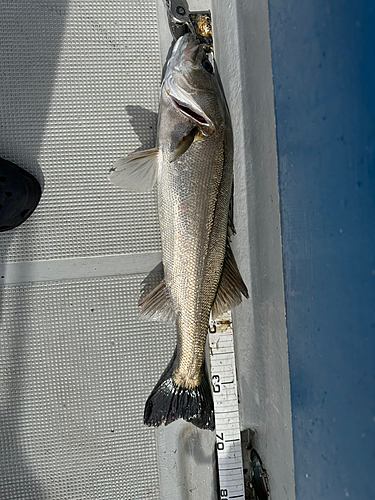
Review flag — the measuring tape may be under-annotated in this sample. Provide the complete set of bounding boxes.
[209,312,245,500]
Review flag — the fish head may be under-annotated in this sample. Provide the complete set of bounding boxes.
[163,34,223,136]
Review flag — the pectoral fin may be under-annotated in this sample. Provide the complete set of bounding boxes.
[170,127,197,162]
[109,147,159,192]
[212,244,249,319]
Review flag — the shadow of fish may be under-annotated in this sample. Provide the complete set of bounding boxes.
[110,34,248,430]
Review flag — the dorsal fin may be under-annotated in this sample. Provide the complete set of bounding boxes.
[227,181,236,238]
[211,243,248,319]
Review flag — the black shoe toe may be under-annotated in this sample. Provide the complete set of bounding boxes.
[0,158,42,232]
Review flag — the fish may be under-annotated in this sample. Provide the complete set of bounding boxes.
[109,33,248,430]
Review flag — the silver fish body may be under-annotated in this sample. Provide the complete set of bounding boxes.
[157,36,233,390]
[110,34,247,430]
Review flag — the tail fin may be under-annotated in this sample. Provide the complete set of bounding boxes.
[144,349,215,431]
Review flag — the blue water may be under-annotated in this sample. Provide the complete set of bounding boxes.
[268,0,375,497]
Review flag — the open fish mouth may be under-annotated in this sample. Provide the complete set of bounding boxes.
[162,33,214,132]
[170,96,208,124]
[165,74,214,131]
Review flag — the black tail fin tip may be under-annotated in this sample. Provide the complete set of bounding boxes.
[144,363,215,431]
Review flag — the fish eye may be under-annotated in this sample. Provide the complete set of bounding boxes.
[202,59,213,74]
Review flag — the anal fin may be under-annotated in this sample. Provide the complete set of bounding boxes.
[138,262,175,322]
